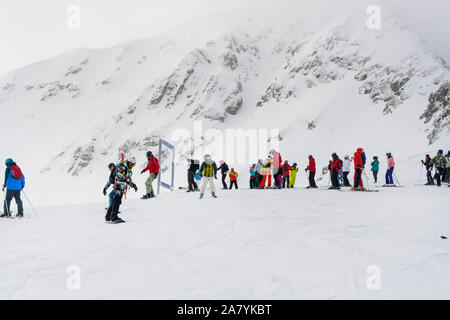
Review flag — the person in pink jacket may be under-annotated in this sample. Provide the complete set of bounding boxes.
[385,152,395,185]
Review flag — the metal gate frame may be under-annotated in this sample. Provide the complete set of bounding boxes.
[157,139,175,194]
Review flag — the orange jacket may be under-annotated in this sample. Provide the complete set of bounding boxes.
[354,149,363,170]
[229,171,238,181]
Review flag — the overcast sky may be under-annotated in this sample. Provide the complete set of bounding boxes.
[0,0,252,77]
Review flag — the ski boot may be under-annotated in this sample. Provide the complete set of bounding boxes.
[199,193,204,199]
[212,192,217,198]
[0,213,10,218]
[16,213,23,218]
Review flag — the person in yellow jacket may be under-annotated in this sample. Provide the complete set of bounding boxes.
[260,156,272,188]
[289,163,299,188]
[229,168,238,189]
[199,154,218,199]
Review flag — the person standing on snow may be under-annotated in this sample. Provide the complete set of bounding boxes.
[342,155,352,187]
[444,151,450,183]
[353,148,364,190]
[431,149,446,187]
[385,152,396,185]
[254,159,263,188]
[199,154,218,199]
[103,163,118,210]
[105,156,138,223]
[371,156,379,184]
[421,154,434,185]
[229,168,238,189]
[305,155,317,188]
[2,158,25,218]
[270,149,283,189]
[217,160,229,190]
[249,164,256,189]
[260,156,272,189]
[289,163,299,188]
[329,153,341,190]
[140,151,159,199]
[281,160,292,188]
[186,159,200,192]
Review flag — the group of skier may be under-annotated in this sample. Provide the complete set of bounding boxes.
[421,149,450,187]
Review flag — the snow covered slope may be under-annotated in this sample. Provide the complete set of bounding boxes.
[0,0,449,206]
[0,187,449,299]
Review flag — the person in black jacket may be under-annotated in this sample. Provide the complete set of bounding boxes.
[187,159,200,192]
[217,160,229,189]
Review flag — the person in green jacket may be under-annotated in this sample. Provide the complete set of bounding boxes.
[370,156,380,184]
[431,149,446,186]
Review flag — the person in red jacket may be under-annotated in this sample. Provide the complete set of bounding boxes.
[305,155,317,188]
[281,160,292,188]
[329,153,341,190]
[140,151,159,199]
[229,168,238,189]
[353,147,364,190]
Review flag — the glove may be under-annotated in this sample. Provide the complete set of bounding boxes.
[153,172,158,178]
[421,160,424,164]
[141,169,145,174]
[305,168,308,172]
[214,175,217,179]
[132,184,138,192]
[103,188,107,196]
[2,184,5,192]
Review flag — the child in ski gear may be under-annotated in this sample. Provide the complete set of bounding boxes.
[104,163,118,208]
[342,155,351,187]
[260,156,272,188]
[249,164,256,189]
[305,155,317,188]
[422,154,434,185]
[289,163,298,188]
[270,149,283,188]
[105,157,138,223]
[141,151,159,199]
[199,154,218,199]
[229,169,238,189]
[385,152,395,185]
[217,160,229,189]
[431,149,446,186]
[187,159,200,192]
[2,158,25,218]
[281,160,292,188]
[329,153,341,190]
[371,156,379,184]
[353,148,364,190]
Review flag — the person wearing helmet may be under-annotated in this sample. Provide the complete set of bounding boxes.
[421,154,434,185]
[105,156,138,223]
[444,151,450,183]
[186,159,200,192]
[217,160,229,189]
[103,163,118,209]
[305,155,317,188]
[281,160,292,188]
[270,149,283,189]
[329,153,341,190]
[141,151,159,199]
[260,155,272,189]
[289,163,299,188]
[229,168,239,189]
[385,152,395,185]
[2,158,25,218]
[254,159,263,188]
[342,155,352,187]
[431,149,446,186]
[199,154,218,199]
[353,148,364,190]
[370,156,380,184]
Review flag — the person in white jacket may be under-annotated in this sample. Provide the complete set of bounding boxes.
[342,155,352,187]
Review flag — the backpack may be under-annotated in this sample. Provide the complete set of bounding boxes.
[338,159,343,170]
[10,164,23,179]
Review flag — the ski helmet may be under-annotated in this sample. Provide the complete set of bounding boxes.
[5,158,13,166]
[332,152,337,158]
[386,151,392,156]
[438,149,443,155]
[293,163,297,167]
[108,163,115,169]
[146,151,153,158]
[127,156,136,167]
[344,155,349,159]
[219,160,224,164]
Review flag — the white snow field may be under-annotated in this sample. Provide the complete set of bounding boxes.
[0,185,449,299]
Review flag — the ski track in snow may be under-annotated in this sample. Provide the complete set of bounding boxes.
[0,184,449,299]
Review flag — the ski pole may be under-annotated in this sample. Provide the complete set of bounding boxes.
[393,172,401,186]
[22,190,37,216]
[2,189,11,217]
[418,162,423,184]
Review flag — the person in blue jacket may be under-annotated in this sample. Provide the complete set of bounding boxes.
[2,158,25,217]
[103,163,118,208]
[370,156,380,183]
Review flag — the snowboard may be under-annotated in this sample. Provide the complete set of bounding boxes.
[106,219,126,224]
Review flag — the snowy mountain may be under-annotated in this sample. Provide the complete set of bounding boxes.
[0,0,449,206]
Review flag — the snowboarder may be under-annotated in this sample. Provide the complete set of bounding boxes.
[353,148,364,190]
[342,155,351,187]
[103,163,118,209]
[431,149,446,187]
[229,168,238,189]
[421,154,434,185]
[260,156,272,189]
[371,156,379,184]
[2,158,25,218]
[305,155,317,188]
[270,149,283,189]
[105,156,138,223]
[289,163,298,188]
[199,154,218,199]
[329,153,341,190]
[281,160,291,188]
[186,159,200,192]
[140,151,159,199]
[385,152,395,185]
[217,160,229,189]
[249,164,256,189]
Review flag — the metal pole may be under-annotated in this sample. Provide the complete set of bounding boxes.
[157,139,162,194]
[22,190,37,216]
[2,189,11,217]
[393,172,401,186]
